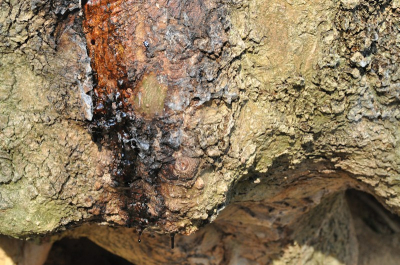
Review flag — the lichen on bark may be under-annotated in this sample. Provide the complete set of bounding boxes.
[0,0,107,237]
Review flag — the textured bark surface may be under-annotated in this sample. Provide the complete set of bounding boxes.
[1,0,400,264]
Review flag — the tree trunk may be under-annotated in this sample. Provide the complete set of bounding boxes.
[1,0,400,264]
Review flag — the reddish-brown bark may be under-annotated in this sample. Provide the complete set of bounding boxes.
[82,0,229,232]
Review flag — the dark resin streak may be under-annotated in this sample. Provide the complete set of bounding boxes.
[82,0,230,232]
[170,233,175,249]
[138,230,142,243]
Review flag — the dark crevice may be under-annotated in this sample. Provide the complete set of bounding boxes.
[347,189,400,235]
[81,0,89,7]
[44,238,135,265]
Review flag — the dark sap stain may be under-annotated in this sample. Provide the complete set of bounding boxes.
[82,0,229,231]
[138,229,143,243]
[170,233,175,249]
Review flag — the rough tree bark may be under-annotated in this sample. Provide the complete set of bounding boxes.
[1,0,400,264]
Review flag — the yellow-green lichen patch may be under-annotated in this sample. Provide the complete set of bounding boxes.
[0,183,75,238]
[255,136,292,173]
[132,73,167,118]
